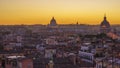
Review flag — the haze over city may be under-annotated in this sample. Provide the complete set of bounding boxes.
[1,0,120,68]
[0,0,120,25]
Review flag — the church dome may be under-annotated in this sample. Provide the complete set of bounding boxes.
[100,15,111,33]
[50,17,57,26]
[100,15,110,28]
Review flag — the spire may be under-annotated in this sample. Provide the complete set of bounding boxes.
[104,13,106,20]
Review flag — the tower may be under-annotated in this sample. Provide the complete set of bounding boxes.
[100,14,111,33]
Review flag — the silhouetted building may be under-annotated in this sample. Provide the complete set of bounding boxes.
[100,14,111,33]
[49,17,57,27]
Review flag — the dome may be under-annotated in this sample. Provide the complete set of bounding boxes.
[100,16,110,28]
[100,15,111,33]
[50,17,57,26]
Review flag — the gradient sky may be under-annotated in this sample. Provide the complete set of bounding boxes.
[0,0,120,25]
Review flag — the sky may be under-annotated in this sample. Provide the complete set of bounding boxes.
[0,0,120,25]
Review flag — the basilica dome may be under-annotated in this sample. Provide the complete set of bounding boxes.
[100,16,110,28]
[100,15,111,33]
[50,17,57,26]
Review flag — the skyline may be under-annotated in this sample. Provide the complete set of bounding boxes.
[0,0,120,25]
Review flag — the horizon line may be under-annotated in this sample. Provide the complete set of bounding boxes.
[0,23,120,26]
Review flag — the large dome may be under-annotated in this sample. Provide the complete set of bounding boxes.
[100,16,110,28]
[100,15,111,33]
[50,17,57,26]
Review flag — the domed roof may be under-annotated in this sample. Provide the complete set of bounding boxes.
[100,15,110,28]
[50,17,57,26]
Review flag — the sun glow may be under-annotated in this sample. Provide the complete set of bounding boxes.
[0,0,120,25]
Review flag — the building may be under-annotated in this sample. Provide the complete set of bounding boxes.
[49,17,57,27]
[100,14,111,33]
[0,56,33,68]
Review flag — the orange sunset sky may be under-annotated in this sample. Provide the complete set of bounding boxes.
[0,0,120,25]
